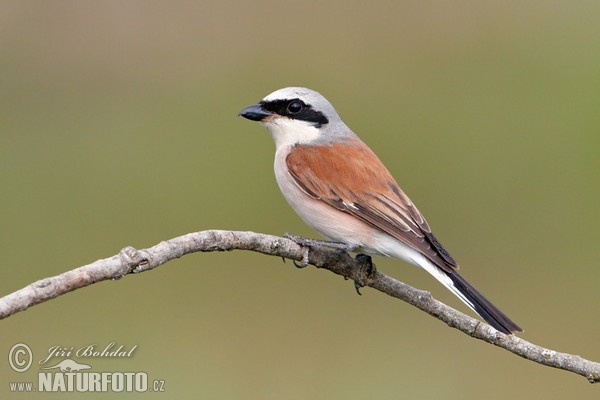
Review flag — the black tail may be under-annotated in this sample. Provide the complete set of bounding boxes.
[447,271,522,334]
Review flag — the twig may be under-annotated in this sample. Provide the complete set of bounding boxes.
[0,230,598,383]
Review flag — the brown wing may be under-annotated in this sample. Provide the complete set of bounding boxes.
[286,139,458,272]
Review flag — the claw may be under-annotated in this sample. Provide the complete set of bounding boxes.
[293,259,308,268]
[292,245,310,268]
[354,280,363,295]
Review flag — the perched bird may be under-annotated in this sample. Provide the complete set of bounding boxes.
[239,87,522,334]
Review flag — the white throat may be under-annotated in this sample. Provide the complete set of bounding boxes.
[263,118,320,148]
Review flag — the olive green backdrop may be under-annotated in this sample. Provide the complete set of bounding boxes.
[1,1,599,399]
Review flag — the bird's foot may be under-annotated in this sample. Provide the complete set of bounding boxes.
[284,233,359,268]
[351,254,376,295]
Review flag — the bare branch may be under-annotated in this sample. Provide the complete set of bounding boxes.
[0,230,598,383]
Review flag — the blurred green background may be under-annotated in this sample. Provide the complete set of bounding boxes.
[1,1,599,398]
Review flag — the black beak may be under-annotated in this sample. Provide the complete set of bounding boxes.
[238,103,272,121]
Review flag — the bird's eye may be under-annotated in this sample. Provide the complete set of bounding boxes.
[287,101,304,114]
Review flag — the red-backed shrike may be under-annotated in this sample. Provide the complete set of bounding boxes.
[239,87,522,334]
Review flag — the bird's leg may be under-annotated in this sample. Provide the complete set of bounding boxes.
[283,233,358,252]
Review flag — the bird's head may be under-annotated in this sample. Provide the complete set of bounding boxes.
[239,87,352,148]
